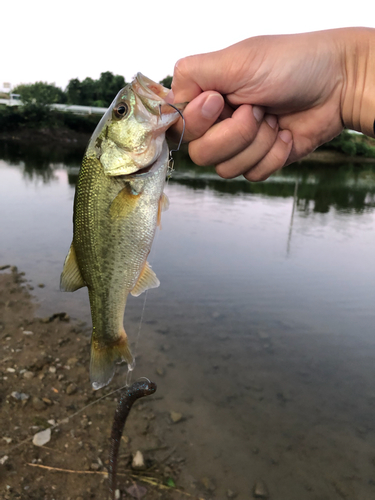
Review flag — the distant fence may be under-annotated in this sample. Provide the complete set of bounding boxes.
[0,96,107,116]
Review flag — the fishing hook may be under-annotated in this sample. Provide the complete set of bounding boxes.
[159,103,186,179]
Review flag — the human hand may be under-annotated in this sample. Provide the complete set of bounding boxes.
[168,28,375,181]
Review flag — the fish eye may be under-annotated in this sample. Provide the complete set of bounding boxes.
[114,103,129,118]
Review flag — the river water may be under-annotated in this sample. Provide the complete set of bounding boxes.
[1,140,375,499]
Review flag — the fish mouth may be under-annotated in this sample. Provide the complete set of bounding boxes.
[133,73,170,101]
[131,73,186,120]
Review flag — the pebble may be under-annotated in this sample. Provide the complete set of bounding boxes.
[32,397,46,411]
[2,437,12,444]
[67,357,78,366]
[23,330,34,335]
[66,383,77,395]
[11,391,29,401]
[23,371,35,379]
[227,489,238,498]
[132,450,146,470]
[49,366,57,374]
[253,480,269,498]
[6,368,15,373]
[126,484,147,499]
[170,411,183,423]
[33,428,51,447]
[0,455,8,465]
[156,367,165,376]
[201,477,216,492]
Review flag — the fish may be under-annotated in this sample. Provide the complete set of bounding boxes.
[60,73,184,390]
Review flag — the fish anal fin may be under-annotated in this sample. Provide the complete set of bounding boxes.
[110,184,142,221]
[131,261,160,297]
[90,329,133,390]
[157,192,169,228]
[60,243,85,292]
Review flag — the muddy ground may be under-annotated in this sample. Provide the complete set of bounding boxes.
[0,267,209,500]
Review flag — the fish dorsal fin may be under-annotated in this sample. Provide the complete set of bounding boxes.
[60,243,86,292]
[157,192,169,229]
[131,261,160,297]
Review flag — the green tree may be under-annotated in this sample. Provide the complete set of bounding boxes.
[13,82,66,106]
[159,75,173,89]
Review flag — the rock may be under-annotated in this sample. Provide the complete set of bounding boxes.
[67,357,78,366]
[227,489,238,498]
[114,490,121,500]
[6,368,15,373]
[22,330,34,335]
[42,397,52,405]
[11,391,29,401]
[126,484,147,498]
[32,397,46,411]
[2,437,12,444]
[253,480,269,498]
[201,477,216,492]
[156,367,165,376]
[170,411,183,423]
[131,450,146,470]
[90,462,101,471]
[23,371,35,379]
[49,366,57,374]
[38,283,45,288]
[66,383,77,395]
[33,428,51,447]
[0,455,8,465]
[0,265,10,271]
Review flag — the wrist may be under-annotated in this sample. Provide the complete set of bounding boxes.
[340,27,375,137]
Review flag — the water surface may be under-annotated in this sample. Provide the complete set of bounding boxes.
[1,141,375,499]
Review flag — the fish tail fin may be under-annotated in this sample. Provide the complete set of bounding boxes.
[90,329,133,390]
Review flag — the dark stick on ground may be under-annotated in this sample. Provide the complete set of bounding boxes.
[108,379,157,499]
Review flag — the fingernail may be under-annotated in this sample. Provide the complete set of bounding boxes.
[265,114,277,129]
[202,94,224,119]
[252,105,264,123]
[279,129,292,144]
[165,90,174,104]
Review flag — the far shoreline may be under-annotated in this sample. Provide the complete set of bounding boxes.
[1,128,375,164]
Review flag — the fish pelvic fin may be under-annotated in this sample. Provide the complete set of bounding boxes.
[60,243,85,292]
[131,261,160,297]
[90,330,133,390]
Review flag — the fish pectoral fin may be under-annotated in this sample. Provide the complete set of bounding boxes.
[131,261,160,297]
[60,243,85,292]
[109,184,142,221]
[157,192,169,229]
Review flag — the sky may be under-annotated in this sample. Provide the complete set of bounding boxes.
[2,0,375,92]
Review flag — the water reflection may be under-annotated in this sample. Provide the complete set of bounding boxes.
[2,139,375,215]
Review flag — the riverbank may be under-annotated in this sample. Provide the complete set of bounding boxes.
[0,267,204,500]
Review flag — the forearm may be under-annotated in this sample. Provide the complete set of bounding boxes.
[340,27,375,137]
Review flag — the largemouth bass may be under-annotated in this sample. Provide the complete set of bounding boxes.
[60,73,183,390]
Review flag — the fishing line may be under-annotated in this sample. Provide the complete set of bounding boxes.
[126,104,186,386]
[1,383,130,456]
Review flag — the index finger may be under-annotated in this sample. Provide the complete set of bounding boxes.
[171,50,235,103]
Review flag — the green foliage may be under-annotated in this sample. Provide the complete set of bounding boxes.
[159,75,173,89]
[0,105,100,132]
[13,82,66,106]
[323,130,375,158]
[66,72,126,107]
